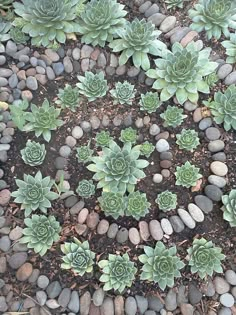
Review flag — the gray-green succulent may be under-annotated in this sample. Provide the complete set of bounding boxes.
[77,0,127,47]
[0,0,13,10]
[98,192,126,219]
[160,106,187,128]
[146,42,217,104]
[155,191,177,212]
[95,131,112,147]
[175,161,202,188]
[87,141,149,194]
[98,253,137,293]
[119,127,137,144]
[110,81,136,105]
[140,141,155,158]
[204,71,219,88]
[176,129,200,151]
[126,191,150,220]
[110,18,167,70]
[11,171,59,217]
[0,18,11,42]
[164,0,189,9]
[20,141,46,166]
[20,214,61,256]
[56,84,80,112]
[139,242,185,290]
[76,144,93,164]
[77,71,108,102]
[139,92,162,114]
[9,98,29,131]
[187,238,225,279]
[204,85,236,131]
[9,27,29,44]
[189,0,236,40]
[61,238,95,275]
[76,179,96,198]
[221,190,236,227]
[222,33,236,64]
[13,0,82,48]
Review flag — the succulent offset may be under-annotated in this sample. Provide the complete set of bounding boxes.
[176,129,200,151]
[95,131,112,147]
[119,127,137,144]
[98,192,126,219]
[56,84,80,112]
[187,238,225,279]
[9,27,29,44]
[204,72,219,88]
[77,0,127,47]
[126,191,150,220]
[139,92,162,114]
[221,190,236,227]
[164,0,188,9]
[155,191,177,212]
[189,0,236,40]
[87,141,149,194]
[76,179,96,198]
[160,106,187,128]
[98,253,137,292]
[76,144,94,164]
[140,141,155,158]
[13,0,82,48]
[61,238,95,275]
[20,215,61,256]
[139,242,185,290]
[222,33,236,64]
[175,161,202,188]
[146,42,217,104]
[20,141,46,166]
[204,85,236,131]
[77,71,108,102]
[110,81,136,105]
[110,18,167,70]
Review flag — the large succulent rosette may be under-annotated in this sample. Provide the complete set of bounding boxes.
[20,141,46,166]
[221,190,236,227]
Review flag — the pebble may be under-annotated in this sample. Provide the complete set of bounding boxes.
[219,293,234,308]
[86,212,99,230]
[68,291,80,313]
[114,296,124,315]
[0,257,6,273]
[153,173,163,184]
[28,269,40,283]
[225,270,236,285]
[156,139,169,152]
[212,152,227,162]
[106,224,119,239]
[148,13,166,26]
[149,124,160,136]
[52,62,64,76]
[69,201,85,216]
[177,285,188,305]
[90,116,100,129]
[147,295,163,312]
[144,3,159,17]
[225,71,236,85]
[205,127,221,141]
[199,117,212,130]
[218,307,232,315]
[177,209,196,229]
[93,288,105,307]
[116,227,129,243]
[37,275,49,289]
[208,140,225,153]
[45,49,60,62]
[78,208,89,224]
[169,216,185,232]
[193,108,203,122]
[180,303,194,315]
[129,227,140,245]
[184,101,198,111]
[97,219,109,235]
[170,27,191,44]
[210,161,228,176]
[188,203,204,222]
[65,136,77,148]
[204,185,223,202]
[149,220,163,240]
[58,288,71,307]
[46,299,61,309]
[139,1,152,13]
[101,297,114,315]
[125,297,137,315]
[165,289,177,311]
[135,295,148,314]
[188,283,202,304]
[16,262,33,281]
[46,281,62,299]
[36,290,47,306]
[59,145,71,158]
[0,235,11,251]
[26,76,38,90]
[194,195,213,214]
[64,56,73,73]
[181,31,199,47]
[0,78,8,87]
[8,252,27,269]
[208,175,226,188]
[72,126,83,139]
[75,224,87,235]
[55,156,68,170]
[80,121,92,132]
[46,67,56,80]
[217,64,233,79]
[65,196,78,208]
[213,277,230,294]
[81,45,94,59]
[160,16,176,33]
[72,48,81,60]
[0,296,7,312]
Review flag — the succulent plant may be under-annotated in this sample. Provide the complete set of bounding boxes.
[20,141,46,166]
[175,161,202,188]
[0,18,11,42]
[110,81,136,105]
[9,98,29,131]
[189,0,236,40]
[76,144,93,164]
[77,0,127,47]
[56,84,80,112]
[155,191,177,212]
[23,99,63,142]
[13,0,82,48]
[221,190,236,227]
[98,192,126,219]
[20,214,61,256]
[164,0,189,9]
[204,85,236,131]
[119,127,137,144]
[222,33,236,64]
[204,72,219,88]
[110,18,167,70]
[176,129,200,151]
[9,27,29,44]
[160,106,187,128]
[87,141,149,194]
[61,238,95,275]
[11,171,59,217]
[139,92,162,114]
[126,191,150,220]
[0,0,13,10]
[140,141,155,158]
[147,42,217,104]
[95,131,112,147]
[98,253,137,292]
[187,238,225,279]
[139,242,185,290]
[77,71,108,102]
[76,179,95,198]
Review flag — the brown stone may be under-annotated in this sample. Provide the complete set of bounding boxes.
[17,70,26,80]
[160,160,172,169]
[89,303,101,315]
[90,48,101,61]
[75,224,87,235]
[114,296,124,315]
[26,68,37,76]
[16,263,33,281]
[35,74,47,85]
[139,221,150,241]
[86,212,99,230]
[181,31,199,47]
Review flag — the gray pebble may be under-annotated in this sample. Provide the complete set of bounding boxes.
[148,13,166,27]
[214,277,230,294]
[58,288,71,307]
[160,16,176,33]
[153,173,163,184]
[218,307,232,315]
[46,66,56,80]
[55,157,68,170]
[0,78,8,87]
[8,252,27,269]
[225,270,236,285]
[37,275,49,289]
[156,139,169,152]
[63,56,73,73]
[188,283,202,304]
[184,101,197,111]
[210,161,228,176]
[169,216,185,233]
[149,220,163,240]
[52,62,64,76]
[8,73,18,88]
[160,151,172,160]
[107,223,119,239]
[0,135,12,144]
[217,64,233,79]
[6,40,17,55]
[36,290,47,306]
[46,281,62,299]
[65,196,78,208]
[26,76,38,90]
[220,293,234,307]
[90,116,100,129]
[72,126,83,139]
[139,1,152,13]
[194,195,213,214]
[127,66,140,77]
[116,227,128,243]
[199,117,212,130]
[208,140,225,152]
[80,121,92,132]
[30,57,38,67]
[135,295,148,314]
[93,288,105,307]
[72,48,81,60]
[178,208,196,229]
[212,152,227,162]
[188,203,204,222]
[0,235,11,251]
[113,115,122,126]
[59,145,71,158]
[65,136,77,148]
[204,184,223,201]
[125,297,137,315]
[144,3,159,17]
[147,295,163,312]
[165,289,177,311]
[68,291,80,313]
[208,175,227,188]
[81,45,94,59]
[149,124,160,136]
[205,127,221,141]
[225,71,236,85]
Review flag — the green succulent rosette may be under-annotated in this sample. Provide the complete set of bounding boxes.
[77,71,108,102]
[175,161,202,188]
[110,81,136,105]
[176,129,200,151]
[187,238,225,279]
[139,92,162,114]
[155,190,177,212]
[119,127,137,144]
[221,190,236,227]
[140,141,155,158]
[204,72,219,88]
[56,84,80,112]
[61,238,95,275]
[164,0,189,9]
[11,171,59,217]
[189,0,236,40]
[10,27,29,44]
[222,33,236,64]
[95,131,112,147]
[160,106,187,128]
[20,214,61,256]
[76,179,95,198]
[20,141,46,166]
[98,192,126,219]
[126,191,150,220]
[139,242,185,290]
[76,144,93,164]
[98,253,137,293]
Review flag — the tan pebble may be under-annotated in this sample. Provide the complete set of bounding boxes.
[86,212,99,230]
[139,221,150,241]
[128,227,140,245]
[97,219,109,235]
[16,263,33,281]
[78,208,89,224]
[181,30,199,47]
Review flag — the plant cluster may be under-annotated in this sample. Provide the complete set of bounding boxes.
[0,18,11,43]
[0,0,13,10]
[140,141,155,158]
[164,0,189,9]
[160,106,187,128]
[119,127,137,144]
[222,34,236,64]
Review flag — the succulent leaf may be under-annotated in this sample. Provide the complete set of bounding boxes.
[119,127,137,144]
[222,33,236,64]
[126,191,150,220]
[95,131,112,147]
[140,141,155,158]
[76,144,93,164]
